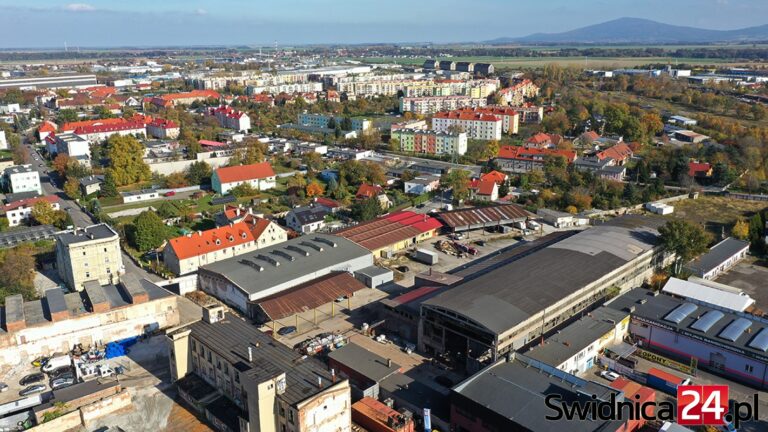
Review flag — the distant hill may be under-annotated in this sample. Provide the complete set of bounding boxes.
[487,17,768,44]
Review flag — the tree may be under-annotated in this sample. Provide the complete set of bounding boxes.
[498,180,510,198]
[165,172,189,188]
[306,181,325,197]
[105,135,151,186]
[401,170,418,182]
[157,202,180,218]
[658,220,711,275]
[0,218,8,232]
[287,173,307,190]
[748,213,766,254]
[389,138,400,152]
[230,183,257,197]
[732,219,750,240]
[340,117,353,131]
[186,161,212,185]
[56,109,78,125]
[128,211,167,251]
[31,200,62,225]
[100,169,118,197]
[327,117,337,129]
[63,177,82,199]
[440,169,471,203]
[302,152,323,172]
[351,197,382,222]
[0,245,37,302]
[53,153,70,176]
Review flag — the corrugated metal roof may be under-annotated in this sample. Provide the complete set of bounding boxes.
[662,277,754,312]
[254,272,365,321]
[436,204,533,229]
[335,211,441,252]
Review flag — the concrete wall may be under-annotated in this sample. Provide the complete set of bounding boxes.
[27,410,81,432]
[0,296,179,366]
[80,390,132,427]
[148,156,231,176]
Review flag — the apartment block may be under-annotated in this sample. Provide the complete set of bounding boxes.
[298,113,371,132]
[399,96,487,115]
[391,128,467,156]
[55,224,124,291]
[431,111,502,141]
[2,165,42,195]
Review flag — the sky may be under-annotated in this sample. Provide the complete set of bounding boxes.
[0,0,766,48]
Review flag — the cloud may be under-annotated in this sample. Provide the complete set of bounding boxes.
[195,8,208,15]
[64,3,96,12]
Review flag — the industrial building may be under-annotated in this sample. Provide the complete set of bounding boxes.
[435,204,532,233]
[0,277,178,366]
[524,306,630,376]
[197,234,373,319]
[661,277,755,312]
[450,353,627,432]
[327,342,401,399]
[0,74,97,90]
[334,211,442,258]
[420,216,668,372]
[685,237,749,280]
[167,305,352,432]
[608,288,768,389]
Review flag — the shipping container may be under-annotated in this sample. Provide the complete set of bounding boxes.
[645,368,687,395]
[412,248,438,265]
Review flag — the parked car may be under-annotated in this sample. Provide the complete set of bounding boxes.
[450,233,464,240]
[164,191,176,197]
[19,373,45,386]
[599,371,620,382]
[277,326,297,336]
[49,368,74,380]
[50,377,75,390]
[42,355,71,373]
[0,382,8,393]
[19,384,46,396]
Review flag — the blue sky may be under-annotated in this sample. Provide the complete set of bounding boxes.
[0,0,766,48]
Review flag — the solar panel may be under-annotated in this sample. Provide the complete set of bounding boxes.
[718,318,753,342]
[690,310,725,332]
[748,329,768,352]
[664,303,698,324]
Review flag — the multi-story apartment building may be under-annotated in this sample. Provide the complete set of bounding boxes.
[146,118,181,139]
[458,107,520,135]
[167,305,352,432]
[497,79,540,106]
[55,224,124,291]
[209,105,251,132]
[297,113,371,132]
[150,90,221,108]
[431,111,502,141]
[163,217,287,275]
[391,129,467,156]
[2,195,60,227]
[69,121,147,143]
[514,105,544,123]
[2,165,42,195]
[246,82,323,95]
[52,133,91,163]
[399,96,487,115]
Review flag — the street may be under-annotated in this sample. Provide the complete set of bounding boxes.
[24,139,161,283]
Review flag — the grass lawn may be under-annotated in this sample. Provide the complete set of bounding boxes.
[668,196,767,235]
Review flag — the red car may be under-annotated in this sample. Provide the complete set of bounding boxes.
[164,191,176,197]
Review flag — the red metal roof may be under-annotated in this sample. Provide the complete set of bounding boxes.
[73,121,146,135]
[647,368,684,385]
[214,162,276,184]
[392,286,441,305]
[688,162,712,177]
[199,139,227,147]
[254,272,366,321]
[436,204,533,229]
[335,211,442,251]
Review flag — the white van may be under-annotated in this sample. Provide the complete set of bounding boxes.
[42,355,71,373]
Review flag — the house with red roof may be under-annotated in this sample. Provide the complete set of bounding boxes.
[596,142,633,166]
[497,79,540,106]
[37,121,57,141]
[355,184,384,200]
[2,195,60,227]
[208,105,251,132]
[163,217,287,275]
[480,170,507,185]
[211,162,276,194]
[495,146,576,174]
[688,161,713,178]
[314,197,344,213]
[469,179,499,202]
[146,118,180,139]
[524,132,563,150]
[150,90,220,108]
[432,110,502,141]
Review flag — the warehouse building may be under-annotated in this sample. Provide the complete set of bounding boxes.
[685,237,749,280]
[435,204,532,233]
[450,353,627,432]
[334,211,442,258]
[661,277,755,312]
[420,216,668,373]
[198,234,373,319]
[608,288,768,389]
[524,306,630,376]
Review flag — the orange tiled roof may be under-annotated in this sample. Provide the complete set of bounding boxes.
[497,145,576,162]
[480,170,507,185]
[167,221,256,260]
[38,121,57,133]
[214,162,276,184]
[355,184,383,199]
[597,142,633,161]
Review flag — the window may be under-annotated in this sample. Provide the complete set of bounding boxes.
[745,364,755,374]
[85,272,90,278]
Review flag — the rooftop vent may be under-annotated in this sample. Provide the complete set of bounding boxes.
[300,241,323,252]
[256,254,280,267]
[239,259,263,272]
[313,237,337,248]
[272,250,295,261]
[286,245,309,256]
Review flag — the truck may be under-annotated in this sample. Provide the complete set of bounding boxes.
[526,220,541,230]
[42,355,71,373]
[412,248,438,265]
[645,368,690,395]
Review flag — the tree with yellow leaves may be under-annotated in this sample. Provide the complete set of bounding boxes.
[306,181,325,198]
[732,219,750,240]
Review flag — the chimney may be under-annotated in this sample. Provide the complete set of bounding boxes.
[248,346,253,362]
[198,231,202,236]
[331,368,336,383]
[317,376,323,389]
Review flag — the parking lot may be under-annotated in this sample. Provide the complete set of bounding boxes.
[715,258,768,310]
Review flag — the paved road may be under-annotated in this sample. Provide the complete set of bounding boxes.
[25,139,160,283]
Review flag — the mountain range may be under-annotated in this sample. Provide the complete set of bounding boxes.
[487,18,768,44]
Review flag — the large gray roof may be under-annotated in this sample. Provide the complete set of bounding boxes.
[56,224,118,246]
[686,237,749,276]
[179,313,336,406]
[452,356,624,432]
[199,234,371,298]
[327,342,400,382]
[423,216,663,335]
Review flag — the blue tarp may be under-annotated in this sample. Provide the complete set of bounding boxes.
[104,336,140,359]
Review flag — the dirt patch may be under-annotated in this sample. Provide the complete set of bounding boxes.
[670,196,767,235]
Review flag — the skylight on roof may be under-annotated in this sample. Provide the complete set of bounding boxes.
[718,318,752,342]
[663,303,698,324]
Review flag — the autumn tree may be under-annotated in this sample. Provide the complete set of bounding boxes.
[31,200,62,225]
[128,211,167,251]
[105,135,151,186]
[0,245,37,302]
[732,219,750,240]
[440,169,471,203]
[186,161,212,185]
[165,172,189,188]
[351,197,382,222]
[306,181,325,197]
[63,177,82,199]
[53,153,70,176]
[658,220,711,275]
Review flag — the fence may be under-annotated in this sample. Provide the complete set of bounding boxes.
[726,192,768,202]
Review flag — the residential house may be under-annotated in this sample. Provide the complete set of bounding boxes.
[524,132,563,150]
[356,184,384,200]
[79,175,104,196]
[285,205,330,234]
[2,165,42,195]
[146,118,180,139]
[469,179,499,202]
[497,79,540,106]
[495,146,576,174]
[313,197,343,214]
[150,90,220,108]
[37,121,57,141]
[431,111,502,141]
[404,175,441,195]
[163,217,287,275]
[573,157,626,181]
[53,133,91,163]
[209,105,251,132]
[596,142,633,166]
[2,195,61,227]
[688,161,713,178]
[391,129,467,156]
[212,162,277,195]
[480,170,507,185]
